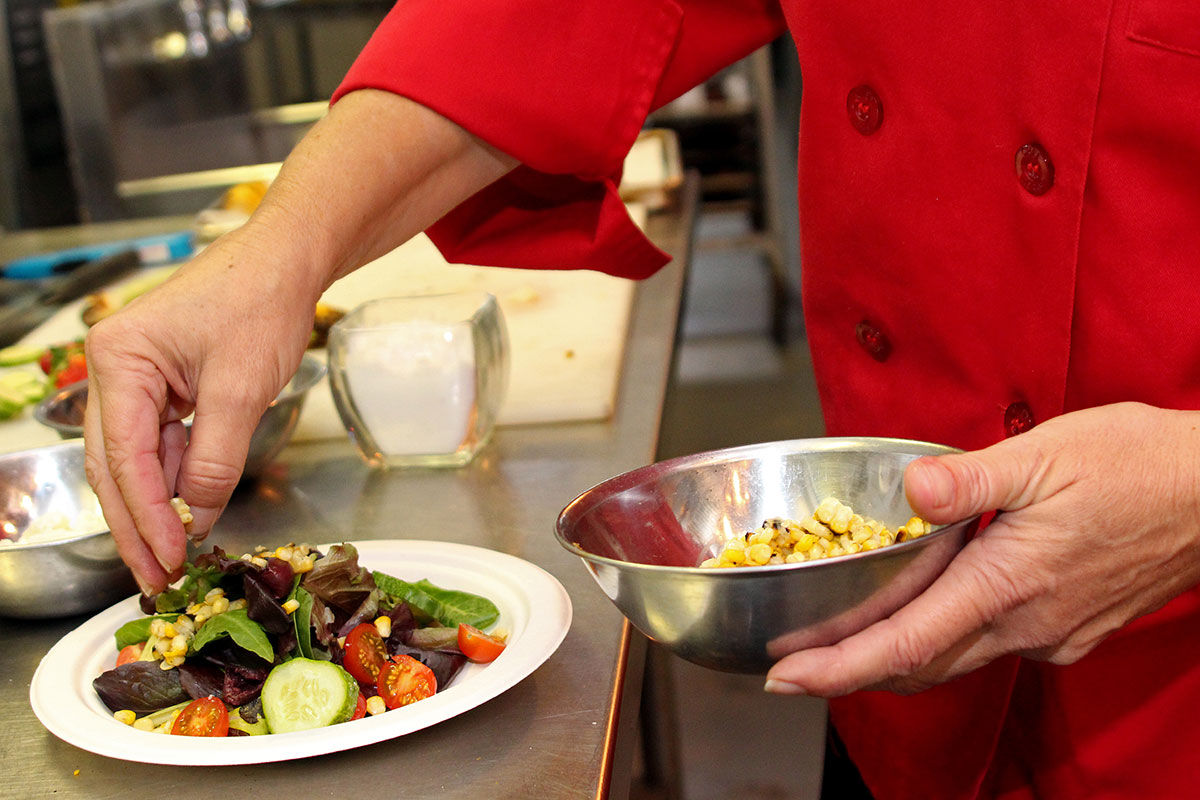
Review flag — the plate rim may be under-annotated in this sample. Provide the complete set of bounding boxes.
[29,539,572,765]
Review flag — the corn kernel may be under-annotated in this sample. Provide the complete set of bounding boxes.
[292,555,314,574]
[228,598,248,611]
[170,496,194,525]
[211,596,230,615]
[282,598,300,614]
[113,710,136,725]
[133,717,155,732]
[793,533,817,553]
[814,497,841,524]
[719,548,746,566]
[366,696,387,716]
[746,543,772,565]
[250,556,269,569]
[374,616,392,638]
[829,504,854,534]
[204,588,225,602]
[699,557,721,568]
[275,546,294,562]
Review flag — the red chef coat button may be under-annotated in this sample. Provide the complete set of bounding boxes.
[847,85,883,135]
[855,321,891,362]
[1003,402,1035,437]
[1015,143,1054,195]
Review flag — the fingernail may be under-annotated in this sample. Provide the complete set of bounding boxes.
[764,679,806,695]
[155,553,176,573]
[915,459,954,509]
[135,575,156,597]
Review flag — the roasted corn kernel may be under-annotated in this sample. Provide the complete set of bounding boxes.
[700,499,931,568]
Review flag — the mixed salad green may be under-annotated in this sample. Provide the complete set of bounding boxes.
[93,543,509,736]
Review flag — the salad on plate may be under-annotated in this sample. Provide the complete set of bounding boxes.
[92,542,509,737]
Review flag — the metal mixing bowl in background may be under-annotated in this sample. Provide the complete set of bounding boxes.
[34,353,327,478]
[0,441,133,619]
[555,437,980,674]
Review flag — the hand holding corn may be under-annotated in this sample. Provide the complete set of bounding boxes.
[763,402,1200,698]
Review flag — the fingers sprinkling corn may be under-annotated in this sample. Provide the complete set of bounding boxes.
[700,500,932,568]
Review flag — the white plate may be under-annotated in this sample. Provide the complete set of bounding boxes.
[30,540,572,765]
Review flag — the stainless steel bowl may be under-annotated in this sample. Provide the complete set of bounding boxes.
[0,441,134,618]
[34,353,327,478]
[555,437,980,673]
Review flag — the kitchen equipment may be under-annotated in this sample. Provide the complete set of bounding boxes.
[0,249,142,347]
[554,436,980,673]
[0,441,134,618]
[327,292,509,468]
[0,231,193,279]
[33,352,327,478]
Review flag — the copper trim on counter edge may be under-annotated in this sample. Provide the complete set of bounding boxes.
[597,620,635,799]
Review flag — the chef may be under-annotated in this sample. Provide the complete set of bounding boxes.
[83,1,1200,797]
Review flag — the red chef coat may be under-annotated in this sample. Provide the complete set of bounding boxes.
[334,0,1200,797]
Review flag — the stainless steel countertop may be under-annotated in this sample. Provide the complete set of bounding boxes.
[0,180,696,798]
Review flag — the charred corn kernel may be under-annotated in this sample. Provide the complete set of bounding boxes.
[211,596,230,614]
[170,496,193,525]
[719,548,746,566]
[366,696,387,716]
[133,716,155,732]
[746,543,772,565]
[699,498,929,568]
[374,616,392,638]
[282,598,300,614]
[228,598,247,611]
[275,546,294,562]
[749,528,774,546]
[113,710,136,725]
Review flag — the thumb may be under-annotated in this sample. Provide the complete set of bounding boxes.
[904,444,1031,524]
[174,399,262,538]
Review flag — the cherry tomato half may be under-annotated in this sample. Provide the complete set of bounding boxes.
[377,655,437,709]
[54,353,88,388]
[343,623,389,687]
[458,624,507,663]
[116,643,144,667]
[351,692,367,721]
[171,696,229,737]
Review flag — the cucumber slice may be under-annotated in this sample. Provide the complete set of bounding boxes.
[0,385,25,419]
[0,344,43,366]
[0,372,47,402]
[261,658,359,734]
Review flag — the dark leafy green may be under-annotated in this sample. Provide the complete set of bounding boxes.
[93,661,189,713]
[302,543,377,612]
[114,615,177,650]
[189,609,274,663]
[372,571,499,629]
[292,585,317,660]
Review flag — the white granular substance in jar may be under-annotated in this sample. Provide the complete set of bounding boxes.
[340,324,476,456]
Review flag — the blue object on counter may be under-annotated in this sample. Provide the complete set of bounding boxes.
[0,230,194,279]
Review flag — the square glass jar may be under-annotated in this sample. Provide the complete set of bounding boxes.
[327,292,509,468]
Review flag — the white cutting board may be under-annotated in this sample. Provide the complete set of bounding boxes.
[0,221,640,454]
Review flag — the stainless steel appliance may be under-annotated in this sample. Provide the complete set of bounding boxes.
[42,0,389,221]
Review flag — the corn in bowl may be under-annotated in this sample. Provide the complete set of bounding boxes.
[700,497,932,568]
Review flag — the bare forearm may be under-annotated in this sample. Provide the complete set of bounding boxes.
[238,89,519,300]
